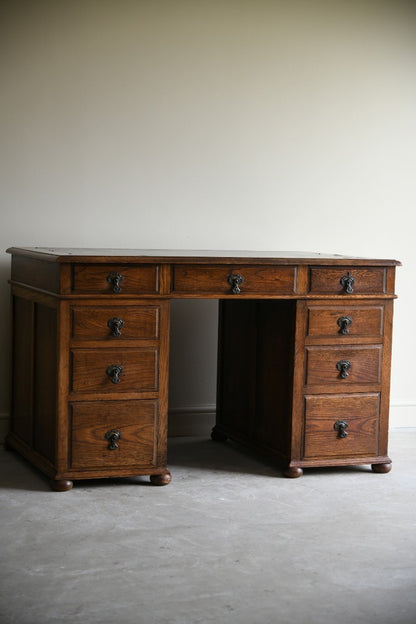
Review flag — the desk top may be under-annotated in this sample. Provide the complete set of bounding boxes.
[7,247,401,266]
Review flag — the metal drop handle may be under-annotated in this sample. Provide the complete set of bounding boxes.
[107,272,124,293]
[106,364,123,384]
[105,429,122,450]
[336,359,351,379]
[228,273,244,294]
[337,315,353,335]
[340,272,355,294]
[334,420,349,438]
[107,317,124,337]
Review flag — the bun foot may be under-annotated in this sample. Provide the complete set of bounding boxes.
[150,472,172,486]
[283,466,303,478]
[51,479,73,492]
[211,426,228,442]
[372,462,392,474]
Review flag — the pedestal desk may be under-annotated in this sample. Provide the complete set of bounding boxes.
[6,248,400,490]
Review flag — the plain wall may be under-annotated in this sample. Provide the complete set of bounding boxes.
[1,0,415,436]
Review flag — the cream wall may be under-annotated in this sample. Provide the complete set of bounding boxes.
[1,0,415,436]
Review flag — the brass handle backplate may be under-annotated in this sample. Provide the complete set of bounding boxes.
[228,273,244,294]
[105,429,122,450]
[107,272,124,293]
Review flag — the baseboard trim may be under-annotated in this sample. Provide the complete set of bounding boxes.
[170,403,416,436]
[0,403,414,443]
[389,403,416,428]
[168,405,216,437]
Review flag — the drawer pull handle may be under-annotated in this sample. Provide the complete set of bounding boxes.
[228,273,244,294]
[337,315,353,335]
[105,429,122,450]
[107,272,124,293]
[340,272,355,294]
[334,420,349,438]
[106,364,123,384]
[107,317,124,337]
[336,359,351,379]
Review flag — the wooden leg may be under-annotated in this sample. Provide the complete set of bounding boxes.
[51,479,73,492]
[150,472,172,486]
[210,426,228,442]
[371,462,392,474]
[283,466,303,478]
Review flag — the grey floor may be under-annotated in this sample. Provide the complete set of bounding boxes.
[1,430,415,624]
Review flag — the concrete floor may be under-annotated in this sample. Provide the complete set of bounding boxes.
[0,430,415,624]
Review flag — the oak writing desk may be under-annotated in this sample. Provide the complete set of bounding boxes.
[6,248,400,490]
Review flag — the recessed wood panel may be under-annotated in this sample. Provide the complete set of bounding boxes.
[11,296,34,444]
[33,303,57,462]
[216,300,295,457]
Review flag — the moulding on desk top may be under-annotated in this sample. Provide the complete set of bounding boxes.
[6,247,401,266]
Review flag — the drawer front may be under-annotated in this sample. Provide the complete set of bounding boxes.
[309,267,386,295]
[71,305,159,341]
[306,345,382,385]
[307,305,384,339]
[72,264,159,295]
[303,393,379,459]
[70,400,157,468]
[71,348,158,393]
[172,265,296,295]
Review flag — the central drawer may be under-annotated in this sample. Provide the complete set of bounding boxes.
[172,264,296,296]
[70,400,157,468]
[306,345,382,385]
[71,348,158,394]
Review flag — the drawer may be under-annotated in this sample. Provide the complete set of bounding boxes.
[71,305,160,341]
[71,348,158,394]
[172,265,296,295]
[309,267,386,295]
[72,264,159,295]
[70,400,157,468]
[307,305,384,339]
[306,345,382,385]
[303,393,379,459]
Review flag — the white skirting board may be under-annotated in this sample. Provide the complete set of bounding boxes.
[0,408,217,442]
[0,404,415,443]
[167,403,416,436]
[167,405,216,437]
[389,403,416,429]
